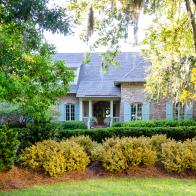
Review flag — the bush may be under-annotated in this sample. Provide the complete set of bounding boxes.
[150,135,171,158]
[113,120,196,128]
[101,137,157,172]
[16,122,57,151]
[90,143,104,161]
[21,140,89,176]
[161,140,196,173]
[122,137,157,167]
[119,137,157,167]
[102,138,127,172]
[57,126,196,142]
[67,136,98,158]
[54,121,87,130]
[0,126,19,171]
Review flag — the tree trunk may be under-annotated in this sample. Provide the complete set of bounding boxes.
[192,0,196,6]
[185,0,196,51]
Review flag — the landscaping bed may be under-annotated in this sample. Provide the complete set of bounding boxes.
[1,165,196,191]
[1,121,196,192]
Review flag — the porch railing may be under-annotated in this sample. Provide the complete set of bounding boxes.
[83,116,120,129]
[113,117,120,122]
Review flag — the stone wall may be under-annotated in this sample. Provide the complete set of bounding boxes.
[150,100,166,120]
[120,82,166,120]
[60,94,79,104]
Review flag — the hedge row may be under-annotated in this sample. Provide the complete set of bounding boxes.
[112,120,196,128]
[57,126,196,142]
[21,135,196,175]
[53,121,87,130]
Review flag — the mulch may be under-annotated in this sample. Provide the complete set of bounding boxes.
[1,163,196,191]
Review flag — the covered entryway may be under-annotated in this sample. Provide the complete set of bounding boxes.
[79,98,120,128]
[93,101,110,126]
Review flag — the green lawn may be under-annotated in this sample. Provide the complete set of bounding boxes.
[1,178,196,196]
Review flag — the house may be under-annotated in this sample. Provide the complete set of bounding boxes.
[53,52,195,128]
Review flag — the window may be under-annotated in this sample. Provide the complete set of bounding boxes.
[173,103,185,120]
[131,103,143,120]
[65,104,75,121]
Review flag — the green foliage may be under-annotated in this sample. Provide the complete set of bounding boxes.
[16,122,86,152]
[0,126,19,171]
[162,139,196,173]
[21,140,90,176]
[0,0,74,121]
[57,126,196,142]
[113,120,196,128]
[55,121,87,130]
[143,0,196,102]
[0,0,70,35]
[0,25,74,119]
[16,123,58,151]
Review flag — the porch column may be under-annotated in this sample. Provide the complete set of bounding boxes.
[110,100,113,127]
[89,100,92,118]
[79,98,83,121]
[88,100,92,129]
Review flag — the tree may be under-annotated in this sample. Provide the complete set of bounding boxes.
[67,0,195,51]
[0,0,74,121]
[143,0,195,103]
[68,0,195,103]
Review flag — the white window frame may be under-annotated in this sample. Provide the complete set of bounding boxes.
[173,103,185,120]
[131,103,143,120]
[65,104,75,121]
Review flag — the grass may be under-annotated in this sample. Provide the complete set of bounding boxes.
[1,177,196,196]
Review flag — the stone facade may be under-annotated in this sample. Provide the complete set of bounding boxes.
[61,83,196,122]
[120,82,166,120]
[120,83,145,121]
[120,83,146,103]
[60,94,79,104]
[150,100,166,120]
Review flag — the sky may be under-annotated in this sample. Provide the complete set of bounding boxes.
[44,0,153,53]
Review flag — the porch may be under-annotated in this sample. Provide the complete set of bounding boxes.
[79,98,120,128]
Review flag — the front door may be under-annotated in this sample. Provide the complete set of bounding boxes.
[93,101,110,125]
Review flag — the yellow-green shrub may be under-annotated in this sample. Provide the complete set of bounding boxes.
[101,137,157,172]
[162,139,196,173]
[67,136,98,157]
[150,135,170,158]
[183,140,196,170]
[90,143,104,161]
[102,145,127,172]
[20,140,59,170]
[101,137,127,172]
[21,140,89,176]
[122,137,157,166]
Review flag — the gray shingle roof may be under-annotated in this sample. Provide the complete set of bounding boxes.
[53,52,150,97]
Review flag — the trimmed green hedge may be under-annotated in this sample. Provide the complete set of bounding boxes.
[0,126,19,170]
[56,126,196,142]
[53,121,87,130]
[15,121,86,151]
[112,120,196,128]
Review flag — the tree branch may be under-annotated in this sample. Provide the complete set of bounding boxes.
[185,0,196,52]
